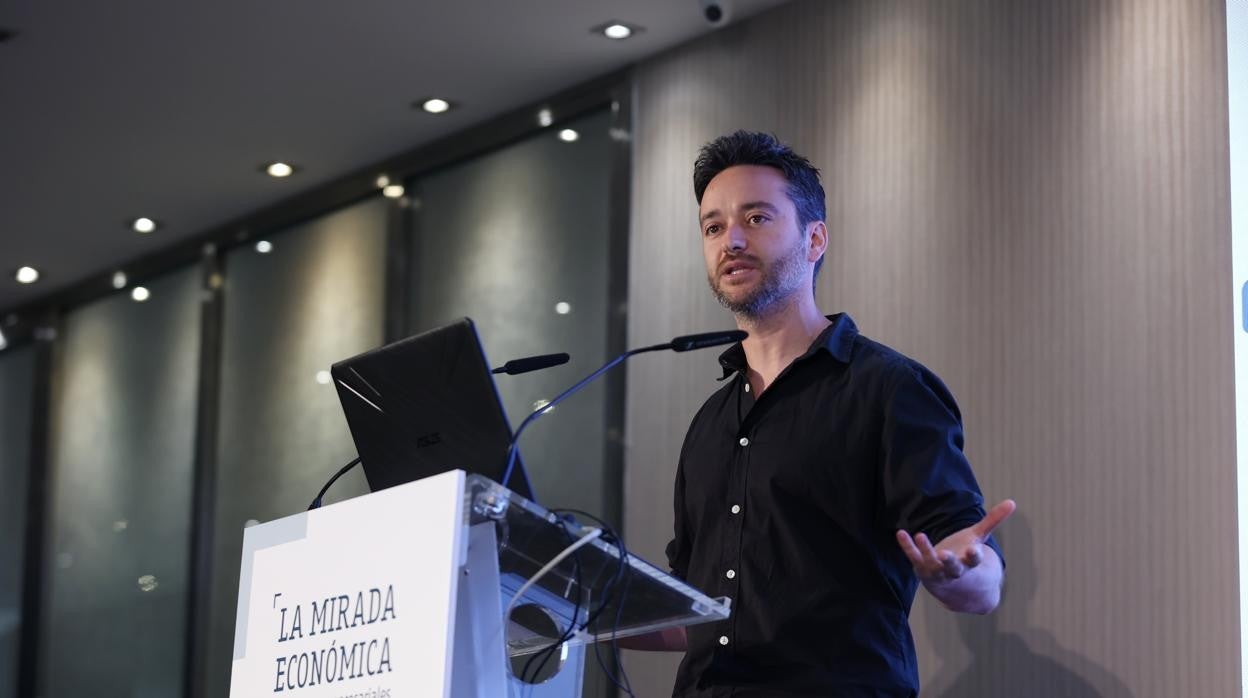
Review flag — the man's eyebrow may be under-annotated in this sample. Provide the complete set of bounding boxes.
[741,201,781,214]
[700,201,781,223]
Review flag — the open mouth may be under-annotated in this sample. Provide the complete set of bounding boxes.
[721,263,757,278]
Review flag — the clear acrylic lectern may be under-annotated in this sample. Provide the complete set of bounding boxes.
[453,474,731,697]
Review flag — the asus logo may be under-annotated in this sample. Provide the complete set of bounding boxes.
[415,432,442,448]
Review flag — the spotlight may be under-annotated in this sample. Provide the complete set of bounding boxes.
[375,175,391,188]
[382,184,405,199]
[255,240,273,254]
[0,328,7,351]
[558,129,579,143]
[420,98,452,114]
[131,286,150,302]
[131,217,158,234]
[264,162,295,178]
[555,302,571,315]
[15,266,39,284]
[537,108,553,127]
[112,271,127,289]
[315,370,331,385]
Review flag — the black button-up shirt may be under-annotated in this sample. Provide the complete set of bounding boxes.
[666,313,1002,697]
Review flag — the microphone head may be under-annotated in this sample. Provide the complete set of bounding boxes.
[668,330,748,352]
[495,352,571,375]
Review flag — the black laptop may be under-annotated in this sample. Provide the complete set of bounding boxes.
[330,318,535,500]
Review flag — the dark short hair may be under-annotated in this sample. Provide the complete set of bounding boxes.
[693,130,826,278]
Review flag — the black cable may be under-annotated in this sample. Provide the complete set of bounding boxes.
[519,516,584,687]
[552,509,628,630]
[572,512,634,697]
[609,554,636,696]
[520,510,625,692]
[307,456,361,510]
[548,509,635,697]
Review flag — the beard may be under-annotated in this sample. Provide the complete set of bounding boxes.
[707,234,809,319]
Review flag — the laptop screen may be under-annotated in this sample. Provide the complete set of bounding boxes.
[331,318,536,500]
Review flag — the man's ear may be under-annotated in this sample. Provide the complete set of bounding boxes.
[807,221,829,262]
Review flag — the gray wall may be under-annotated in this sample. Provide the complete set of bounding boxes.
[41,266,202,696]
[0,343,34,698]
[623,1,1236,696]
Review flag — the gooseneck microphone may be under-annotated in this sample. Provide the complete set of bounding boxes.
[668,331,749,352]
[492,352,570,375]
[500,329,747,490]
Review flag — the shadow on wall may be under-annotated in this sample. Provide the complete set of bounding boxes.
[921,514,1132,698]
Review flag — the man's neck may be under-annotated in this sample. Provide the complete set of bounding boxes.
[735,292,831,394]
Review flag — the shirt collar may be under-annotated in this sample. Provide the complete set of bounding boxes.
[717,313,859,380]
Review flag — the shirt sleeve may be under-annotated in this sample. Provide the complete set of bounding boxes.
[879,360,1005,566]
[665,450,690,580]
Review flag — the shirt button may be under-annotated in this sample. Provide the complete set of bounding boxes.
[738,437,749,447]
[725,569,736,579]
[744,383,750,393]
[730,504,741,515]
[719,635,729,646]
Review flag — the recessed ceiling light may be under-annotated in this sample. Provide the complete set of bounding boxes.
[0,328,7,351]
[537,108,554,127]
[131,286,150,302]
[592,21,642,40]
[315,370,331,385]
[558,129,580,143]
[382,184,405,199]
[375,174,391,188]
[255,240,273,254]
[264,162,295,178]
[15,266,39,284]
[419,98,453,114]
[112,271,128,289]
[555,302,571,315]
[131,217,158,234]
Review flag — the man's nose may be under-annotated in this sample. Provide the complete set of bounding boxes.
[726,223,747,252]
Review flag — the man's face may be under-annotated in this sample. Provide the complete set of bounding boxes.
[699,165,819,318]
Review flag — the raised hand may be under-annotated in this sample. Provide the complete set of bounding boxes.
[895,499,1016,588]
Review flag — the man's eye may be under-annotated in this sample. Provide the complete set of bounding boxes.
[704,225,720,236]
[748,214,768,225]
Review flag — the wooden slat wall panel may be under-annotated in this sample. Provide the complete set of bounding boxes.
[623,1,1236,696]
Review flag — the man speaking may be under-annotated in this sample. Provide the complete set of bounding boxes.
[631,131,1014,698]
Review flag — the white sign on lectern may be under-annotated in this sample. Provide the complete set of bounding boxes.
[230,469,467,697]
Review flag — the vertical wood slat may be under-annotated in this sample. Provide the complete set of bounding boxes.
[623,1,1236,696]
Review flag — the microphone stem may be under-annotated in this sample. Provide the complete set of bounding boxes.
[500,342,669,490]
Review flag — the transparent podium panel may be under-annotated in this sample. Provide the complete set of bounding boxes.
[463,474,731,659]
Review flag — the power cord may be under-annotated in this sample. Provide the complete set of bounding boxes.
[307,456,361,510]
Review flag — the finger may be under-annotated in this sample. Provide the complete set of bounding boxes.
[895,530,925,567]
[915,533,942,571]
[939,550,965,578]
[960,543,983,569]
[972,499,1017,539]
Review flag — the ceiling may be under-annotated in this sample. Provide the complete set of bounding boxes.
[0,0,788,315]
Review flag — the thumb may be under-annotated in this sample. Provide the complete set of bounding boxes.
[972,499,1016,539]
